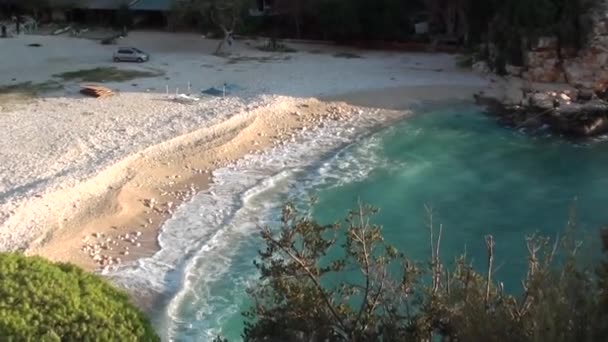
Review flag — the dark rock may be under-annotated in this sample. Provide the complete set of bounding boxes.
[474,92,510,115]
[527,93,556,111]
[578,89,595,101]
[557,100,608,116]
[476,89,608,139]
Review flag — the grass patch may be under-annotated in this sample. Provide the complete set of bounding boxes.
[53,67,163,83]
[0,80,63,95]
[333,52,363,59]
[0,80,64,111]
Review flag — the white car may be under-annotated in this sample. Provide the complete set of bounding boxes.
[113,47,149,63]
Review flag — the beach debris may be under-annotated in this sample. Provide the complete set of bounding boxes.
[143,198,156,208]
[52,26,71,35]
[122,251,129,256]
[136,231,143,237]
[173,94,200,104]
[101,266,111,275]
[80,85,114,98]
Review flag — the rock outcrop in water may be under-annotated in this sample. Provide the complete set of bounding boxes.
[475,81,608,138]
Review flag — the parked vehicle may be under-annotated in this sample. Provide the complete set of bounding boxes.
[113,47,149,63]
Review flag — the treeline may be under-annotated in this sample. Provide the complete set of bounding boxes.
[174,0,597,64]
[3,0,599,64]
[207,0,595,44]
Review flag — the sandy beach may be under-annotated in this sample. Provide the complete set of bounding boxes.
[0,31,489,272]
[32,97,365,270]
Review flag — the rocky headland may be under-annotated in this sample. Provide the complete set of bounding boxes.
[474,0,608,138]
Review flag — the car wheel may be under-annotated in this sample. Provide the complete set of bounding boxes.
[113,57,120,62]
[137,58,144,63]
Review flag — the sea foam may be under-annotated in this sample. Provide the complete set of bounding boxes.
[109,106,409,340]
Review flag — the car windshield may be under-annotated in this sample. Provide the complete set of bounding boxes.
[133,48,144,53]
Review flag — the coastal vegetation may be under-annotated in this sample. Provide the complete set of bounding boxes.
[0,80,63,109]
[53,67,164,83]
[0,80,62,95]
[170,0,596,46]
[240,203,608,341]
[0,253,159,341]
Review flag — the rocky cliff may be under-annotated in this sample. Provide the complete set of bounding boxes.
[473,0,608,138]
[524,0,608,92]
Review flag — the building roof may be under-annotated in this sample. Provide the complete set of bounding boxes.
[75,0,128,10]
[49,0,171,11]
[129,0,172,11]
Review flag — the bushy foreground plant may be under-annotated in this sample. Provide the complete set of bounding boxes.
[0,253,159,341]
[242,203,608,341]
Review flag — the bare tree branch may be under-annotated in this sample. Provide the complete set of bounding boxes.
[263,227,349,334]
[485,235,495,305]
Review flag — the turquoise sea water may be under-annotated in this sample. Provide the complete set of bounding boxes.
[165,104,608,341]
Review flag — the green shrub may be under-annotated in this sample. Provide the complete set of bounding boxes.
[0,253,159,341]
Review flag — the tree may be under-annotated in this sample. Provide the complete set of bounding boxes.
[243,203,608,341]
[0,253,159,341]
[272,0,313,39]
[176,0,249,54]
[244,203,414,341]
[116,3,133,33]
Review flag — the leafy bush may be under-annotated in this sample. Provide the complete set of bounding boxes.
[242,203,608,341]
[0,253,159,341]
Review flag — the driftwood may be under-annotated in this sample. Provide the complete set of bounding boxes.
[52,26,71,35]
[80,85,114,98]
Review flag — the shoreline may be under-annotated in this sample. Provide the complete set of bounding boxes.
[25,84,485,273]
[29,97,359,271]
